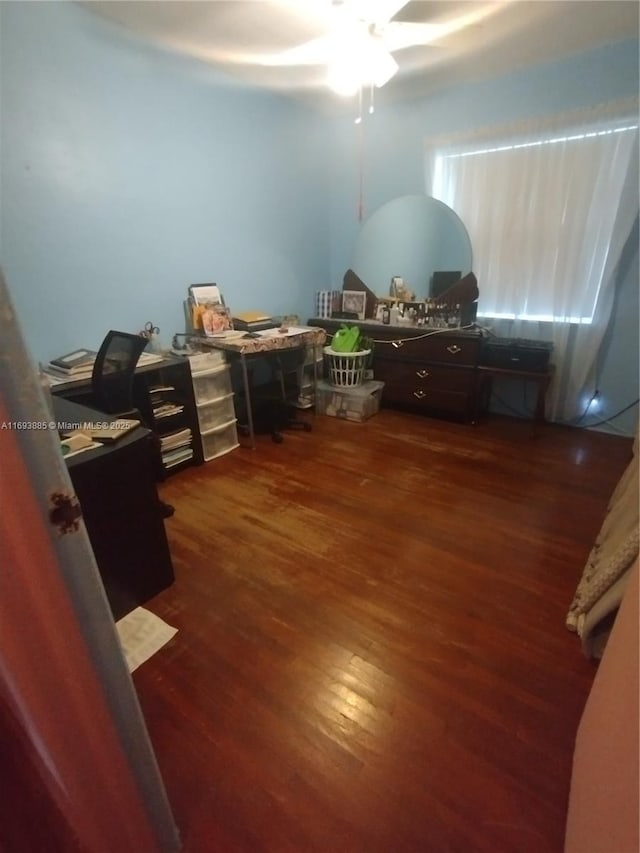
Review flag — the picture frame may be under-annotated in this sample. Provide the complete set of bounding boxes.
[189,283,224,306]
[342,290,366,320]
[202,304,233,337]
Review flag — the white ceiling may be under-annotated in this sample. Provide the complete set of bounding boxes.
[83,1,639,111]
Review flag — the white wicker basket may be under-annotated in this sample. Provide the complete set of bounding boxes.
[324,346,371,387]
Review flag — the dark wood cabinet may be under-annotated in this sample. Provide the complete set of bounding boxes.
[132,358,203,474]
[309,319,483,422]
[56,398,175,620]
[53,355,203,476]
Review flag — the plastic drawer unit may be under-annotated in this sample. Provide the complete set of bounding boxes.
[201,418,239,461]
[191,363,239,461]
[191,363,233,405]
[197,393,236,433]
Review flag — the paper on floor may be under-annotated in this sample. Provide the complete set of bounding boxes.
[115,607,177,672]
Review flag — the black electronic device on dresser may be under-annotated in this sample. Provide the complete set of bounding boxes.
[430,270,462,298]
[480,338,554,372]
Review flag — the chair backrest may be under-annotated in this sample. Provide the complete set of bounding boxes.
[91,330,148,414]
[274,347,307,402]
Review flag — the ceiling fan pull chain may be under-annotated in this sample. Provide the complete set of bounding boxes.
[354,84,363,125]
[357,85,364,221]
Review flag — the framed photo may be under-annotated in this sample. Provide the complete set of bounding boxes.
[342,290,366,320]
[202,304,233,337]
[189,283,224,306]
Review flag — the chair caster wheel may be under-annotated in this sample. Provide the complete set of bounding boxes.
[272,433,283,444]
[159,502,175,518]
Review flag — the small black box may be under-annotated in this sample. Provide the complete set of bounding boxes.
[481,338,553,372]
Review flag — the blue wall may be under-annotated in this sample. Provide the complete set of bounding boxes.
[327,40,639,435]
[0,1,330,363]
[1,3,637,434]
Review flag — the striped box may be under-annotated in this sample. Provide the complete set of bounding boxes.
[315,290,342,319]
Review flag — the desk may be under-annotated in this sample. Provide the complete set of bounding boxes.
[198,326,326,448]
[475,364,555,436]
[51,354,202,474]
[56,397,175,620]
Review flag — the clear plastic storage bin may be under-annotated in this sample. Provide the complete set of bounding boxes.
[197,393,236,433]
[315,379,384,422]
[192,364,233,405]
[201,418,239,461]
[189,350,226,373]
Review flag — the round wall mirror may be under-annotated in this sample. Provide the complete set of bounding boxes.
[351,194,472,298]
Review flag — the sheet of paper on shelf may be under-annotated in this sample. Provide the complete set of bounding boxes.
[256,325,312,339]
[137,351,165,366]
[76,419,140,442]
[60,433,103,458]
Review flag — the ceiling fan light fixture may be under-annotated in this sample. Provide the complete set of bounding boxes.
[326,33,398,95]
[368,47,398,89]
[327,57,361,96]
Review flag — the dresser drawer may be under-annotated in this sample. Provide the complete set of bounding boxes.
[375,360,474,393]
[385,334,481,365]
[383,384,473,416]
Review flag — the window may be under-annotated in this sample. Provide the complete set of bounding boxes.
[430,121,638,324]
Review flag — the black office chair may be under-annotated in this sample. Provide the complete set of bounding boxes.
[269,348,313,444]
[92,330,175,518]
[91,330,148,416]
[234,348,312,444]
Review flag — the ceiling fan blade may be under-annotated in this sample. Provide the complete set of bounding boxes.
[341,0,410,27]
[236,33,337,67]
[382,21,448,52]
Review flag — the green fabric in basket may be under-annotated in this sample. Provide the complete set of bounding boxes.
[331,325,362,353]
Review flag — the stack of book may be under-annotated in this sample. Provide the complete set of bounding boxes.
[45,348,97,381]
[43,346,164,385]
[159,427,193,469]
[232,311,278,332]
[150,386,185,421]
[152,402,185,420]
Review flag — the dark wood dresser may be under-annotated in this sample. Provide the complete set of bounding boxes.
[308,319,484,422]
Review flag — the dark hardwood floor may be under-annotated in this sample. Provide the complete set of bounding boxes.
[136,409,633,853]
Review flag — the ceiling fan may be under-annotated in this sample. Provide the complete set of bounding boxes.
[235,0,487,97]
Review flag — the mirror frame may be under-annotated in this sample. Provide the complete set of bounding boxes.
[351,194,473,298]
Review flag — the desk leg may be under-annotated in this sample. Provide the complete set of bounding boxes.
[240,353,256,450]
[312,344,319,412]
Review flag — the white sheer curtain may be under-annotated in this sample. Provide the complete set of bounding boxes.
[427,106,639,422]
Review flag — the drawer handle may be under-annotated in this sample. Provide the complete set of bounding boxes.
[413,389,427,399]
[392,340,404,348]
[416,369,429,379]
[447,344,462,355]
